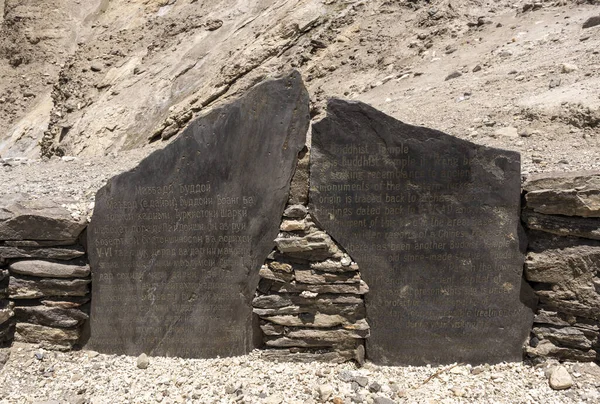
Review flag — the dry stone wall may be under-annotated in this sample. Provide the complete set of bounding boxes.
[0,196,89,351]
[253,203,370,363]
[522,171,600,363]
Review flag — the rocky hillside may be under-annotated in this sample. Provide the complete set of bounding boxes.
[0,0,599,174]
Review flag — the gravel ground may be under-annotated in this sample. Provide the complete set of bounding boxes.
[0,343,599,404]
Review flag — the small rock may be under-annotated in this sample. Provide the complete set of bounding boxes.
[445,71,462,81]
[368,382,381,393]
[582,16,600,29]
[34,351,44,361]
[333,398,344,404]
[494,127,518,138]
[499,50,513,57]
[318,384,333,402]
[90,63,103,72]
[355,376,369,387]
[373,397,396,404]
[136,353,149,369]
[338,370,354,382]
[549,366,574,390]
[560,63,578,74]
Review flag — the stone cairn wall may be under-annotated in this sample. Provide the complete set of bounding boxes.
[0,196,90,351]
[252,202,370,363]
[522,171,600,363]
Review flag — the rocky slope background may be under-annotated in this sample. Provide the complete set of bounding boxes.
[0,0,598,174]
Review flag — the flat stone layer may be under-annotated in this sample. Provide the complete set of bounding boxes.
[86,72,309,358]
[9,260,90,278]
[0,195,86,241]
[309,99,536,365]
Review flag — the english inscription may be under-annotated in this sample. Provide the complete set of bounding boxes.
[310,99,535,365]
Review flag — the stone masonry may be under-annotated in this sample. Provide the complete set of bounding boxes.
[0,195,90,351]
[253,202,370,363]
[522,171,600,363]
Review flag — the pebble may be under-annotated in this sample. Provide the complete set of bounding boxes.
[445,71,462,81]
[494,126,519,138]
[136,353,149,369]
[548,366,574,390]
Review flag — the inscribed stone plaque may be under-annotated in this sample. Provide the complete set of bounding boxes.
[309,99,535,365]
[87,72,309,358]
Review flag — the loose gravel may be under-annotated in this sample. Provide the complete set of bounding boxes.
[0,343,599,404]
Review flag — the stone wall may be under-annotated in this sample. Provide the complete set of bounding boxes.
[1,169,599,366]
[522,171,600,363]
[0,196,90,351]
[253,202,370,363]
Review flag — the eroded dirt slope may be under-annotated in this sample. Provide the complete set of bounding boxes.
[0,0,598,176]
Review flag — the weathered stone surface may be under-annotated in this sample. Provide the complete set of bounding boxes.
[288,145,310,205]
[527,339,597,362]
[280,219,307,232]
[0,301,14,324]
[263,313,357,328]
[258,265,294,283]
[263,279,369,295]
[13,305,88,328]
[5,239,78,247]
[0,195,86,241]
[260,348,356,363]
[274,231,340,260]
[41,296,90,308]
[253,303,363,317]
[252,293,363,309]
[0,321,14,343]
[283,204,308,219]
[525,243,600,284]
[548,366,574,390]
[295,269,361,284]
[0,246,85,260]
[9,260,90,278]
[15,323,80,348]
[286,327,369,340]
[86,72,309,358]
[522,210,600,240]
[265,336,355,348]
[310,259,358,273]
[523,171,600,217]
[267,261,293,273]
[9,276,91,299]
[532,326,595,350]
[309,99,535,365]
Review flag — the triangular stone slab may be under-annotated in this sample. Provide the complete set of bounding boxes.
[86,72,309,358]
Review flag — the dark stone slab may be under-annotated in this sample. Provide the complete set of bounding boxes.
[86,71,309,358]
[309,99,535,365]
[0,195,86,241]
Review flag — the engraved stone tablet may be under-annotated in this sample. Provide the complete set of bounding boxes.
[309,99,535,365]
[87,72,309,358]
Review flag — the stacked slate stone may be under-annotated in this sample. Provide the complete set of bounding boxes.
[253,203,370,363]
[522,171,600,362]
[0,195,89,350]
